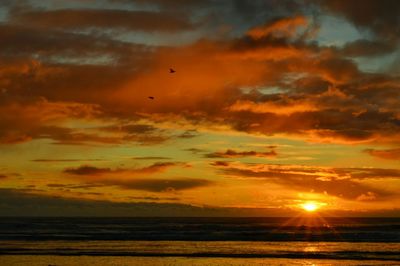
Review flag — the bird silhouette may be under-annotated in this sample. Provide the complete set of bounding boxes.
[169,68,176,73]
[148,96,154,100]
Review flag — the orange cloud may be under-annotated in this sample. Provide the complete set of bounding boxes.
[247,16,308,39]
[0,4,398,148]
[364,148,400,160]
[228,100,318,115]
[212,162,400,200]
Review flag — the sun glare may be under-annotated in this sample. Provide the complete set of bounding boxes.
[301,202,319,212]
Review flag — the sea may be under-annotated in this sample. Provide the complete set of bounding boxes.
[0,217,399,265]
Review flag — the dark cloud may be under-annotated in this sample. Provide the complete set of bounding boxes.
[184,148,207,154]
[133,156,171,160]
[52,183,106,190]
[364,148,400,160]
[111,0,210,9]
[64,165,114,175]
[102,124,160,134]
[62,162,208,192]
[46,183,107,191]
[0,24,152,64]
[0,188,214,217]
[64,162,178,176]
[0,174,7,179]
[10,8,196,32]
[0,187,294,217]
[46,184,71,188]
[177,130,199,139]
[38,126,127,146]
[206,148,277,158]
[210,161,231,167]
[128,196,180,201]
[111,178,213,192]
[340,39,397,57]
[317,0,400,40]
[346,167,400,179]
[101,124,171,145]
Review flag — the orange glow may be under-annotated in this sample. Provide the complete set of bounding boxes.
[0,0,399,218]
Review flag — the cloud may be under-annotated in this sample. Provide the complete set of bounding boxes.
[340,39,397,57]
[0,99,104,144]
[110,14,398,145]
[210,161,231,167]
[62,162,210,192]
[32,159,105,163]
[46,183,106,190]
[111,0,210,10]
[10,8,196,32]
[102,124,161,134]
[0,5,399,147]
[206,148,277,158]
[246,15,309,40]
[0,24,150,64]
[128,196,180,201]
[101,123,170,145]
[133,156,171,160]
[110,178,213,192]
[316,0,400,40]
[0,1,398,149]
[347,167,400,179]
[64,165,115,176]
[47,177,211,193]
[0,188,216,217]
[356,191,378,201]
[177,129,199,139]
[184,148,207,154]
[64,162,177,176]
[228,100,318,115]
[364,148,400,160]
[0,98,172,145]
[212,162,400,200]
[0,174,7,179]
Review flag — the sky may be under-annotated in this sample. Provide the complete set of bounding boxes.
[0,0,400,217]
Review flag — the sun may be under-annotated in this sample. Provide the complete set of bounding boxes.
[301,202,319,212]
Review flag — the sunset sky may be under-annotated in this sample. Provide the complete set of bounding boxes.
[1,0,399,217]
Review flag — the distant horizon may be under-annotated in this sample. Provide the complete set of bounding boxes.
[2,216,400,218]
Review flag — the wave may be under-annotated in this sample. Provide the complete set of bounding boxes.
[1,249,399,261]
[1,217,399,242]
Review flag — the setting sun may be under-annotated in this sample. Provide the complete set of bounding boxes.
[301,202,319,212]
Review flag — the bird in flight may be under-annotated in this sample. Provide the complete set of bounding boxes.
[148,96,154,100]
[169,68,176,73]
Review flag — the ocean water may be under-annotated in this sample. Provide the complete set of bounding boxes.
[0,217,399,265]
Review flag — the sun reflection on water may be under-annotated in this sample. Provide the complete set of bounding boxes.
[303,245,319,253]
